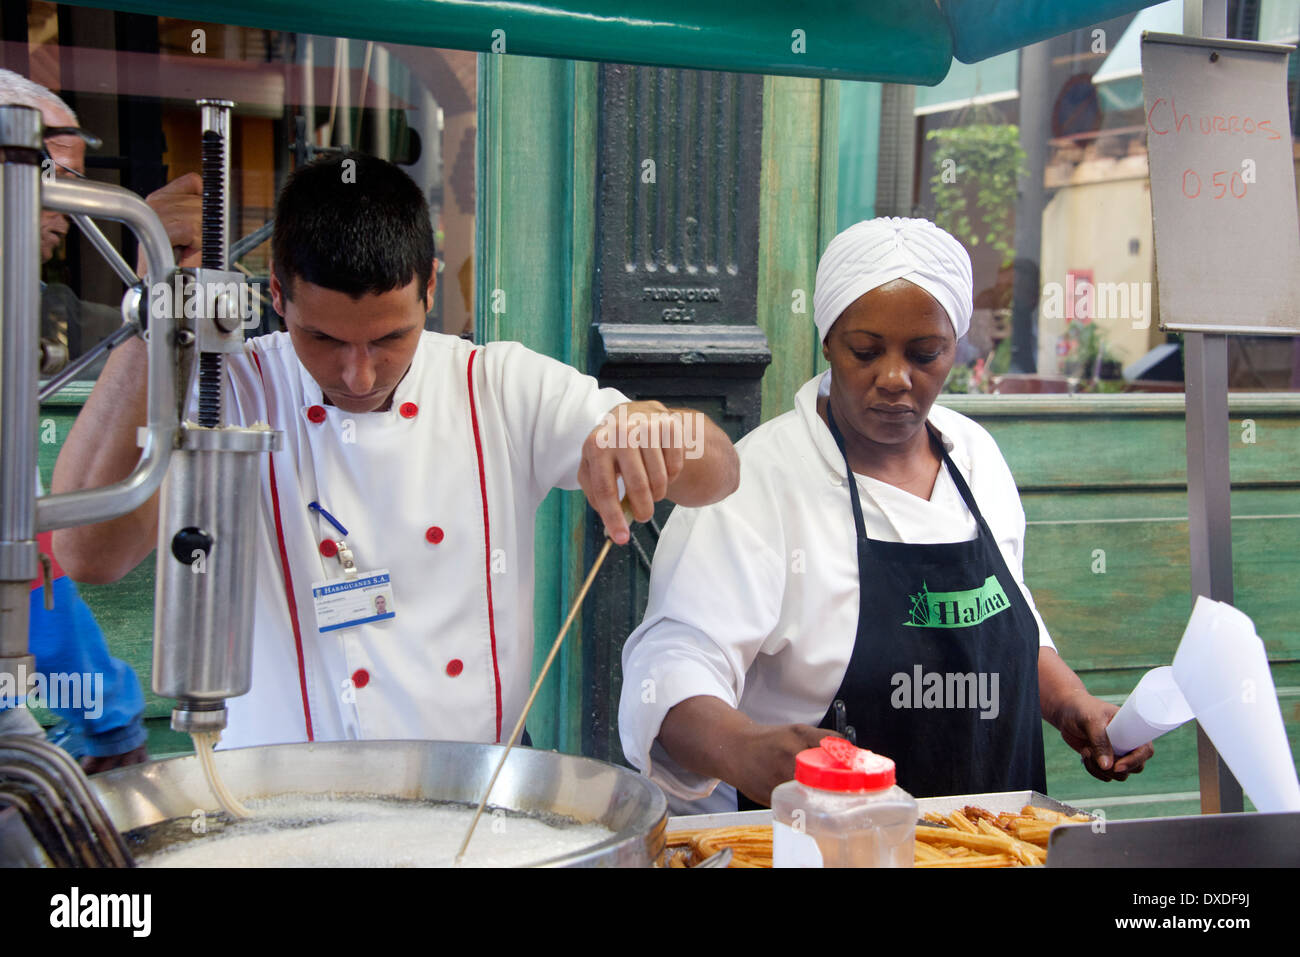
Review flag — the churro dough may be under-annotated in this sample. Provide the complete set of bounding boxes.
[190,732,251,819]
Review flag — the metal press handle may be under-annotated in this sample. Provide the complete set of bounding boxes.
[36,178,178,532]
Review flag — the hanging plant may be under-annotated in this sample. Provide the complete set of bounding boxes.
[927,123,1027,268]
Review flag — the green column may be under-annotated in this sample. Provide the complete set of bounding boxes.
[835,82,884,228]
[476,53,597,751]
[755,76,841,421]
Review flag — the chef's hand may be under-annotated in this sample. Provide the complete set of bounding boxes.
[658,696,840,808]
[80,744,149,775]
[1054,691,1154,782]
[579,400,687,545]
[137,172,204,274]
[727,723,841,808]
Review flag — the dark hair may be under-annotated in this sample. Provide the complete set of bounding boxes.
[271,151,434,302]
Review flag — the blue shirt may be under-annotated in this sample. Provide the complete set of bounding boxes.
[3,576,147,758]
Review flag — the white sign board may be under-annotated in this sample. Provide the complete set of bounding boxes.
[1141,32,1300,335]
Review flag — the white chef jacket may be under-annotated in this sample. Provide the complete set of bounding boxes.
[208,330,626,749]
[619,371,1055,807]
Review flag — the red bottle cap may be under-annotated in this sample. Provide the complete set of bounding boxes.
[793,737,896,792]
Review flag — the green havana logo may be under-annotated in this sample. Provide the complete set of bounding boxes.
[904,576,1010,628]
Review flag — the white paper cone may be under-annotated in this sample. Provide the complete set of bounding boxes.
[1172,596,1300,813]
[1106,666,1194,756]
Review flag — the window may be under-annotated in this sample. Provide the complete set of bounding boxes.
[5,1,477,385]
[836,0,1300,394]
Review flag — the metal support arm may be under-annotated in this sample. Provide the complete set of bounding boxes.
[36,179,178,532]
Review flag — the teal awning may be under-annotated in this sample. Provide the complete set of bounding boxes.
[63,1,953,84]
[63,1,1170,84]
[939,0,1167,63]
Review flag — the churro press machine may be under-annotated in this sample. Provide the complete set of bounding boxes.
[0,98,280,866]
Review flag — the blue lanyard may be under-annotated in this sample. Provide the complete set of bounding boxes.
[310,501,358,578]
[308,501,349,537]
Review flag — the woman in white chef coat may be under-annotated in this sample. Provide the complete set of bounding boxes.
[619,218,1154,810]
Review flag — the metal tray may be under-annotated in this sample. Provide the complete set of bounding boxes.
[667,790,1090,831]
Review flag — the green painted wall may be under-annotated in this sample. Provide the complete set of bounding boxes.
[477,53,597,752]
[755,76,825,422]
[835,81,883,228]
[940,392,1300,818]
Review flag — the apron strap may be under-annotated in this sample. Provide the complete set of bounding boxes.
[825,404,869,543]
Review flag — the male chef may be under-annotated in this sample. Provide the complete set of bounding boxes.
[51,152,739,749]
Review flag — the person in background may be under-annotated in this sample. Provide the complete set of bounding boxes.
[0,69,202,770]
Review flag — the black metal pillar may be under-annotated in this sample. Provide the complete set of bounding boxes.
[583,64,770,764]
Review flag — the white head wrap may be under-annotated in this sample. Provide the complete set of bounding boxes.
[813,217,973,343]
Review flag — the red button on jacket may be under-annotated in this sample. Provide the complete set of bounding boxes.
[307,405,327,423]
[351,668,370,688]
[399,402,418,419]
[446,659,463,677]
[425,526,444,545]
[319,539,338,558]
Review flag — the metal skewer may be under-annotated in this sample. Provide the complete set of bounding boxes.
[454,511,629,866]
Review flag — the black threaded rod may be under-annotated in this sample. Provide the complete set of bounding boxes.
[197,127,225,428]
[200,130,225,271]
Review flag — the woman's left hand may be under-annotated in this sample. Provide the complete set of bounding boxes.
[1054,691,1154,782]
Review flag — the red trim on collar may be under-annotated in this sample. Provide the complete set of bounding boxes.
[252,350,315,742]
[466,349,503,742]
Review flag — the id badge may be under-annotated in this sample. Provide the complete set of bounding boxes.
[310,568,396,633]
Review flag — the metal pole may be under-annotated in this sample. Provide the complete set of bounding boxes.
[38,319,139,403]
[70,213,138,287]
[1182,0,1244,815]
[1009,40,1051,373]
[0,105,43,687]
[1185,0,1229,40]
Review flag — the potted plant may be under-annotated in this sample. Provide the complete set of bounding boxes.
[927,120,1027,269]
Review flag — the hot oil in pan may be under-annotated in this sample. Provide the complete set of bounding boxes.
[126,793,613,867]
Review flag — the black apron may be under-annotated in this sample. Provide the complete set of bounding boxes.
[737,404,1046,809]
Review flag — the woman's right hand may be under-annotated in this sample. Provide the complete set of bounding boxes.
[658,695,838,807]
[727,722,839,807]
